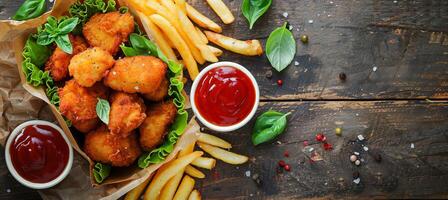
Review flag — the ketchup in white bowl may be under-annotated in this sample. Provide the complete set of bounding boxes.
[5,120,73,189]
[191,62,259,132]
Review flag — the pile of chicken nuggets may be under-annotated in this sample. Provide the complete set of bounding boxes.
[46,11,177,167]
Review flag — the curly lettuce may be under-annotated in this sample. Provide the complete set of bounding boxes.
[120,33,188,168]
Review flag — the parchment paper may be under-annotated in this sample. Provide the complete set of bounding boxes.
[0,0,199,199]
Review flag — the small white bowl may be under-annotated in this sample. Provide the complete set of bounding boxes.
[190,61,260,132]
[5,120,73,189]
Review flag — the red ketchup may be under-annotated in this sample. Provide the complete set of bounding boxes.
[195,66,256,126]
[9,125,69,183]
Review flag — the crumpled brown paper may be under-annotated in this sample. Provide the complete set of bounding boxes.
[0,0,198,199]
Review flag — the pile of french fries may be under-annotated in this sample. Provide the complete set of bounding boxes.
[125,132,248,200]
[125,0,263,80]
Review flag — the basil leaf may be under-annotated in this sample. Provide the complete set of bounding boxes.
[36,31,54,46]
[93,163,111,183]
[252,111,290,145]
[54,34,73,54]
[24,36,51,67]
[242,0,272,29]
[58,17,79,35]
[266,22,296,72]
[96,98,110,124]
[12,0,47,21]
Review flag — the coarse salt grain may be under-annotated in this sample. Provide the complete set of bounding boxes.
[353,178,360,184]
[373,66,378,71]
[357,135,365,141]
[6,189,11,193]
[411,143,415,149]
[308,19,314,24]
[282,12,289,18]
[354,151,360,155]
[112,71,117,75]
[294,61,299,66]
[363,146,369,151]
[134,86,139,91]
[245,170,251,177]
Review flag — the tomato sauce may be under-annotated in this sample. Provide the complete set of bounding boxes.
[10,125,69,183]
[194,66,256,126]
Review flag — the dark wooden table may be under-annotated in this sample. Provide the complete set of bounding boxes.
[1,0,448,199]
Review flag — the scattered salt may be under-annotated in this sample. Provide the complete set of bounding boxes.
[245,170,251,177]
[354,151,360,155]
[282,12,289,18]
[357,135,365,141]
[308,19,314,24]
[330,1,334,4]
[6,189,11,193]
[411,143,415,149]
[288,25,293,30]
[363,146,369,151]
[294,61,299,66]
[372,66,378,72]
[393,0,398,3]
[353,178,360,184]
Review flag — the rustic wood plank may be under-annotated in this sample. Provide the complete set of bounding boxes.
[196,100,448,199]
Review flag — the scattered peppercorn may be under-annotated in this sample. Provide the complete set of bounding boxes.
[265,70,273,79]
[284,151,289,157]
[335,127,342,136]
[353,171,360,179]
[373,153,382,163]
[251,173,263,187]
[323,142,333,151]
[303,140,309,146]
[315,133,326,142]
[339,73,347,81]
[300,35,309,43]
[350,155,357,162]
[277,79,283,86]
[284,164,291,171]
[278,160,286,167]
[355,160,361,166]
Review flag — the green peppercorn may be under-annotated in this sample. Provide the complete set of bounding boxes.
[300,35,309,43]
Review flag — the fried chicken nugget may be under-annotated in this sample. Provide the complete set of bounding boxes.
[104,56,167,94]
[139,101,177,151]
[68,47,115,87]
[84,126,141,167]
[82,11,134,55]
[142,77,169,102]
[45,35,88,81]
[59,80,108,133]
[109,92,146,137]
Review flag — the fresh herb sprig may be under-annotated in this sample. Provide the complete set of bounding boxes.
[12,0,47,21]
[96,98,110,125]
[36,16,79,54]
[252,111,291,145]
[266,22,296,72]
[242,0,272,29]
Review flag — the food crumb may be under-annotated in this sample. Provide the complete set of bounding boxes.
[282,12,289,18]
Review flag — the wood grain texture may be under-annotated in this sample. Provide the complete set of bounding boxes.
[197,100,448,199]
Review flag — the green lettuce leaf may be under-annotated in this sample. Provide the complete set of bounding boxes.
[93,163,111,184]
[120,34,187,168]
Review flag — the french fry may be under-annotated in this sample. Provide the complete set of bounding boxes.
[173,175,195,200]
[196,27,208,44]
[185,165,205,179]
[149,14,199,79]
[198,133,231,149]
[186,4,222,33]
[127,0,155,15]
[208,45,223,57]
[156,0,206,65]
[160,171,184,200]
[179,142,196,157]
[197,142,248,165]
[205,31,263,56]
[177,9,218,62]
[124,176,151,200]
[144,151,203,200]
[137,12,178,61]
[174,0,187,13]
[188,190,201,200]
[191,157,216,170]
[205,0,235,24]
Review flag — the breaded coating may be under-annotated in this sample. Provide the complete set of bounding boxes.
[109,92,146,137]
[59,80,108,133]
[68,47,115,87]
[139,101,177,151]
[142,77,169,102]
[104,56,167,94]
[84,126,141,167]
[45,35,88,81]
[82,11,134,55]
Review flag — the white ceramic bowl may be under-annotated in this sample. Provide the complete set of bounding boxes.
[190,61,260,132]
[5,120,73,189]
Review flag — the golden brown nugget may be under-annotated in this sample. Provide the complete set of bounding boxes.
[59,80,108,133]
[104,56,167,94]
[109,92,147,137]
[68,47,115,87]
[45,35,88,81]
[139,101,177,151]
[84,126,141,167]
[142,77,169,102]
[82,11,134,55]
